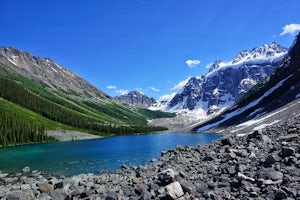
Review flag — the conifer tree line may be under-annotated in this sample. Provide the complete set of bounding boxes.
[0,109,55,146]
[0,76,167,142]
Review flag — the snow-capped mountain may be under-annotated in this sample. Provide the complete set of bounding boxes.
[115,90,157,108]
[194,33,300,132]
[167,42,288,120]
[0,47,108,98]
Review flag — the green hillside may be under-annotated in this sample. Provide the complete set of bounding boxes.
[0,65,175,146]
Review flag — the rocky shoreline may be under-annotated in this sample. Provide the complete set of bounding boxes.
[46,130,102,142]
[1,116,299,199]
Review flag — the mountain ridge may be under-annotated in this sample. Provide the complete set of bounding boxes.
[166,42,288,121]
[0,46,109,98]
[192,33,300,132]
[115,90,157,108]
[0,47,175,146]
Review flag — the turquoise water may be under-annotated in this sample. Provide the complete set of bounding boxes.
[0,132,221,177]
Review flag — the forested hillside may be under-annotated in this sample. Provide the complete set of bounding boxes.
[0,64,174,146]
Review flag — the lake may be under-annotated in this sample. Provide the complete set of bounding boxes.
[0,132,221,177]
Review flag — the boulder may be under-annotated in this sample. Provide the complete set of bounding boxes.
[274,189,288,200]
[221,136,236,146]
[282,147,295,158]
[264,152,281,167]
[165,181,184,200]
[6,191,26,200]
[38,183,54,193]
[179,180,196,195]
[158,168,175,184]
[21,166,30,174]
[134,183,149,195]
[269,171,283,181]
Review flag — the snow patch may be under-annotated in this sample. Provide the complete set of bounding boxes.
[213,88,219,96]
[253,120,281,131]
[51,67,58,73]
[197,75,292,132]
[7,58,17,66]
[206,52,286,78]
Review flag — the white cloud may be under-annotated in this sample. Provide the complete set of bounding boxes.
[149,86,160,92]
[171,78,190,90]
[185,59,201,68]
[158,92,177,101]
[280,24,300,36]
[116,89,128,95]
[107,85,117,90]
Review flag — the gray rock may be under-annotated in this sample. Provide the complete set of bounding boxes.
[165,181,184,200]
[149,182,160,191]
[37,193,51,200]
[282,147,295,158]
[121,164,130,170]
[264,152,281,166]
[203,156,214,161]
[0,173,9,178]
[20,184,31,191]
[279,134,299,141]
[38,183,54,193]
[21,167,30,174]
[134,183,149,195]
[6,191,26,200]
[158,168,175,184]
[221,136,236,146]
[269,171,283,181]
[105,194,117,200]
[237,172,255,183]
[275,189,288,200]
[48,177,59,185]
[54,181,64,189]
[195,181,208,193]
[241,180,254,192]
[247,130,262,140]
[179,180,196,195]
[226,152,236,160]
[262,134,271,144]
[141,191,153,200]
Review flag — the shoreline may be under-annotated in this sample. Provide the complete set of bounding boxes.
[0,115,299,199]
[46,130,102,141]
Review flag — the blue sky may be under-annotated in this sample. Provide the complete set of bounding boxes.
[1,0,299,100]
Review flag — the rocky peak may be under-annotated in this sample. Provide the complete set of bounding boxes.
[233,42,288,64]
[232,50,250,63]
[208,60,226,72]
[130,90,144,97]
[168,77,202,110]
[0,46,107,98]
[167,42,288,119]
[115,90,157,108]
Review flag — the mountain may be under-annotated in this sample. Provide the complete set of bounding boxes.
[0,46,174,146]
[115,90,157,108]
[0,47,108,98]
[193,33,300,132]
[167,42,288,120]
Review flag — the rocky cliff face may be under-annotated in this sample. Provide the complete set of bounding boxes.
[115,90,157,108]
[167,42,288,119]
[0,47,108,98]
[194,33,300,131]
